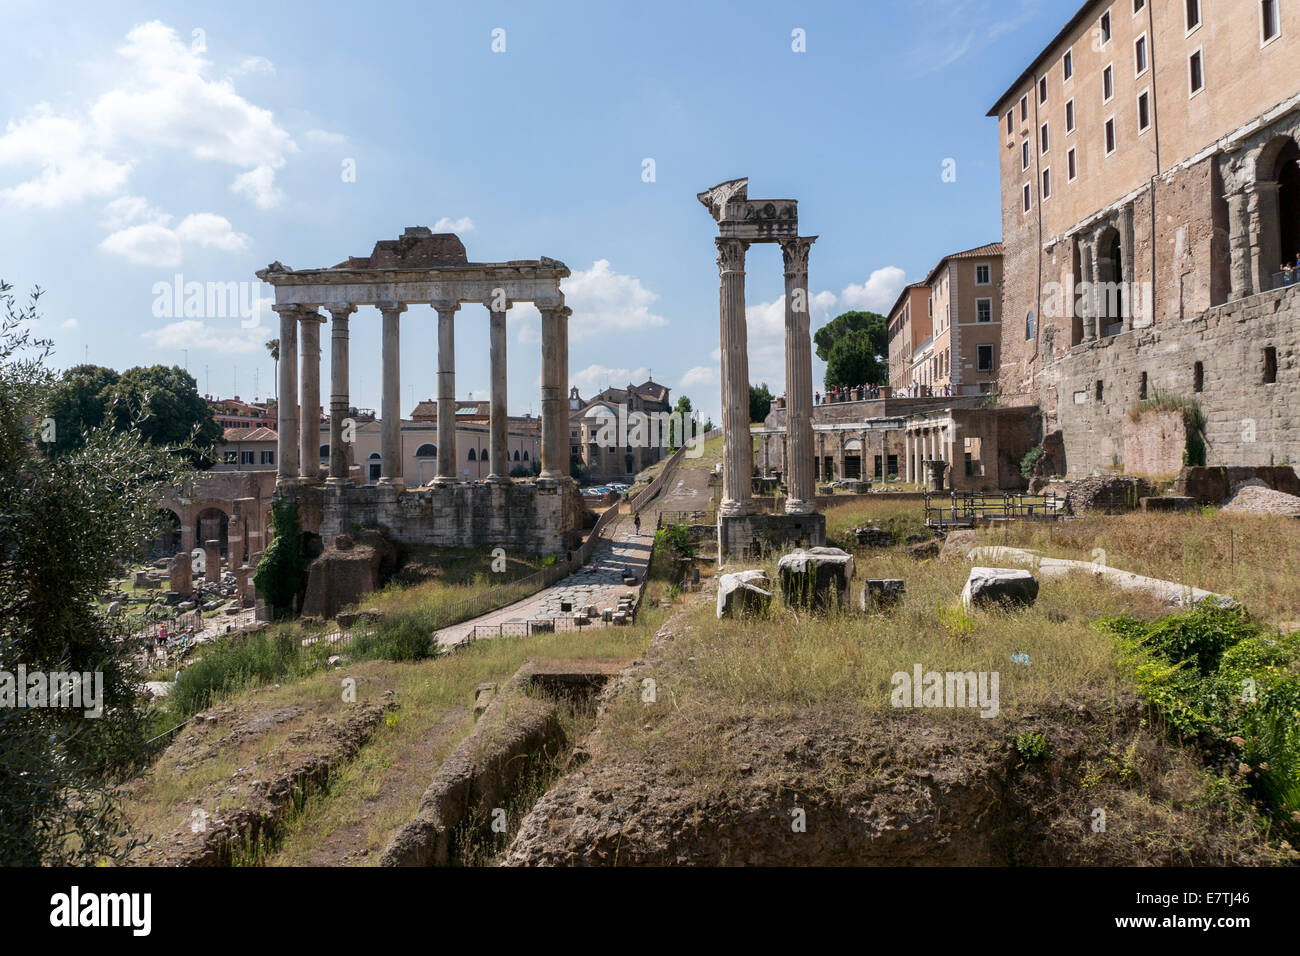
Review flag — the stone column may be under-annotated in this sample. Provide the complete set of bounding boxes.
[1227,188,1254,299]
[434,301,459,484]
[717,238,753,516]
[834,432,845,482]
[904,432,912,483]
[328,305,355,484]
[1120,204,1137,330]
[378,302,407,488]
[487,301,509,482]
[539,304,570,481]
[298,309,324,479]
[1079,237,1099,340]
[203,539,221,584]
[227,508,244,570]
[273,305,300,481]
[780,237,816,514]
[1249,181,1281,296]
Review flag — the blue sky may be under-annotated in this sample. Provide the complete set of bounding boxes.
[1,0,1075,425]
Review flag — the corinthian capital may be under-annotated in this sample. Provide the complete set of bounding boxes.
[780,236,816,276]
[716,237,749,276]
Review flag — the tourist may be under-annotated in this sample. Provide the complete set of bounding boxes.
[633,513,641,535]
[1283,262,1295,287]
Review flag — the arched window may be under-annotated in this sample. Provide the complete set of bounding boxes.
[467,448,477,461]
[480,448,488,461]
[415,443,437,458]
[513,449,521,461]
[522,450,529,461]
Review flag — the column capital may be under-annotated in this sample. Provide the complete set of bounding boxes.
[780,235,817,275]
[326,304,357,320]
[272,302,317,316]
[297,309,326,325]
[375,301,408,315]
[483,296,512,312]
[715,237,749,276]
[431,300,461,315]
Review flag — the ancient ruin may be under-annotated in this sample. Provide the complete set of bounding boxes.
[255,228,584,555]
[698,179,825,559]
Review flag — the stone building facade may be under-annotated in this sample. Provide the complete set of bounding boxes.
[568,380,673,480]
[990,0,1300,475]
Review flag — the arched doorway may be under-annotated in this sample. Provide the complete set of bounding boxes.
[1071,240,1084,345]
[1096,227,1125,333]
[152,509,182,557]
[195,507,229,556]
[843,439,863,479]
[1275,138,1300,271]
[368,452,382,484]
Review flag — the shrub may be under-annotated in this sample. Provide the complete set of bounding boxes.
[1020,444,1045,480]
[254,496,308,616]
[1100,605,1300,838]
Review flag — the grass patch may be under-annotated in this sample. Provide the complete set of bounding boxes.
[822,496,928,546]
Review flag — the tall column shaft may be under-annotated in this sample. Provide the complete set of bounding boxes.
[434,303,458,484]
[328,306,355,483]
[298,312,323,479]
[378,303,406,488]
[1081,239,1099,340]
[274,305,300,481]
[781,237,816,514]
[717,238,753,516]
[539,305,569,480]
[488,305,508,481]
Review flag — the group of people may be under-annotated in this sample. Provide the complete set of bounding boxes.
[815,383,883,404]
[1280,253,1300,287]
[898,382,951,398]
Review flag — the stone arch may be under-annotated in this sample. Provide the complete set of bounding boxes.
[195,505,229,557]
[152,508,182,558]
[1259,134,1300,274]
[1095,224,1125,333]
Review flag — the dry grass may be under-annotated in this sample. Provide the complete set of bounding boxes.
[821,496,929,544]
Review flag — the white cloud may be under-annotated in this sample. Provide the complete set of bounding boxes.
[433,216,474,233]
[98,200,249,266]
[60,319,79,329]
[231,55,275,77]
[0,21,296,211]
[680,366,716,389]
[304,128,348,146]
[838,266,908,313]
[570,364,652,397]
[141,319,265,354]
[562,259,668,341]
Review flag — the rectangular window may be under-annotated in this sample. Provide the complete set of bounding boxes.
[1103,64,1114,102]
[1101,10,1112,43]
[1066,98,1076,133]
[1022,140,1031,170]
[1264,346,1278,384]
[977,298,993,322]
[975,263,991,284]
[1006,110,1014,136]
[1139,371,1148,399]
[1105,117,1116,154]
[965,452,974,477]
[1262,0,1280,43]
[1039,76,1048,104]
[240,450,255,465]
[1023,182,1032,212]
[1133,0,1145,12]
[1186,0,1201,33]
[1041,121,1050,154]
[1135,34,1148,76]
[1020,94,1028,122]
[1067,146,1078,181]
[1189,48,1204,95]
[1137,90,1151,131]
[1096,379,1104,401]
[261,450,275,465]
[977,344,995,371]
[1042,167,1052,200]
[1063,50,1074,81]
[1193,361,1204,392]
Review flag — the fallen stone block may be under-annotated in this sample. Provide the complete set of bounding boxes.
[961,567,1039,610]
[850,526,894,548]
[777,547,855,611]
[859,579,905,612]
[1140,495,1197,513]
[717,569,773,619]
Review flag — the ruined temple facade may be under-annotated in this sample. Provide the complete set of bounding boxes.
[991,0,1300,475]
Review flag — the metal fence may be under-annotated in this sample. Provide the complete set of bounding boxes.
[657,509,715,528]
[924,491,1063,528]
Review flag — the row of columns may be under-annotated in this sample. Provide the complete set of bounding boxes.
[903,425,950,484]
[274,300,570,490]
[716,236,816,517]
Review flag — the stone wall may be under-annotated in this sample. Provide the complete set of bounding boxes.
[1121,409,1188,478]
[314,480,585,556]
[1042,284,1300,477]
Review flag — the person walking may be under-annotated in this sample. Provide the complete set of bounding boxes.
[633,512,642,535]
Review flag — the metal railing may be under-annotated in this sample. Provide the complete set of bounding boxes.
[924,491,1063,528]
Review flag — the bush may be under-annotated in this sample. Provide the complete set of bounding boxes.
[1100,605,1300,839]
[254,496,308,616]
[170,627,302,716]
[1020,444,1045,480]
[350,610,438,662]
